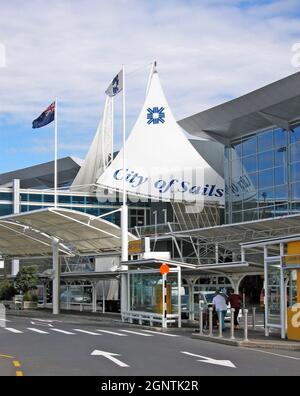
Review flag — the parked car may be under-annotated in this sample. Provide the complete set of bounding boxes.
[60,289,91,304]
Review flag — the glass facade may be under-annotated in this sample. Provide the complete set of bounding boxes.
[225,123,300,223]
[0,189,150,228]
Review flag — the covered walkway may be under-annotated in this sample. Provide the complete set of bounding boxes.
[0,207,137,314]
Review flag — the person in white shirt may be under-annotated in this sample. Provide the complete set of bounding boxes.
[212,290,228,330]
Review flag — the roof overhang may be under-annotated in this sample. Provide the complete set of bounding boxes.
[178,71,300,144]
[0,207,137,257]
[169,213,300,254]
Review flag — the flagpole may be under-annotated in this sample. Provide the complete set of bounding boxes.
[54,97,58,208]
[121,65,128,263]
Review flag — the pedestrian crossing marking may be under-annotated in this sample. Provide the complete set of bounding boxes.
[141,330,180,337]
[96,329,127,336]
[4,327,23,334]
[120,329,153,336]
[27,328,49,334]
[73,329,101,336]
[51,328,75,335]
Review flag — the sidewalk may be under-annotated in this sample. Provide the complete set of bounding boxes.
[192,328,300,350]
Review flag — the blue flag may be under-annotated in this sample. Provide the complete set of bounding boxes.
[105,70,123,97]
[32,102,55,129]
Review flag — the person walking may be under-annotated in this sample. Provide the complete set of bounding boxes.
[212,290,228,331]
[228,288,242,329]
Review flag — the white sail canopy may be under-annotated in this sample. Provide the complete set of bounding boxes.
[72,96,113,191]
[97,70,224,204]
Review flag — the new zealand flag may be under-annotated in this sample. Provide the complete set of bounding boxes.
[32,102,55,129]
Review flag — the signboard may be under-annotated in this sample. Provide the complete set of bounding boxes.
[287,242,300,340]
[287,304,300,341]
[128,239,145,255]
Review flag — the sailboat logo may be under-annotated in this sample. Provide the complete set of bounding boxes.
[147,107,165,125]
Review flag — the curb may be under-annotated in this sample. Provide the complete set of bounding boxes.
[192,333,300,350]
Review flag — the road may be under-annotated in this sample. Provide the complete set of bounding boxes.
[0,314,299,376]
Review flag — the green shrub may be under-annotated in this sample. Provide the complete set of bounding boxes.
[23,290,38,302]
[15,266,38,294]
[0,280,17,300]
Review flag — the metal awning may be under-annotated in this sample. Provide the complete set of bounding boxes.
[0,207,137,257]
[169,213,300,254]
[122,258,262,276]
[0,220,70,257]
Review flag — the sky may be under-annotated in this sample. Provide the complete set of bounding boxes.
[0,0,300,173]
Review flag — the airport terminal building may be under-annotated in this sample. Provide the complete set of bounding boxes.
[0,69,300,340]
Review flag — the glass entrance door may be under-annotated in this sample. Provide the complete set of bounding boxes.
[265,258,283,335]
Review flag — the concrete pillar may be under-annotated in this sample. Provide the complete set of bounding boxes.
[121,273,128,315]
[11,259,19,276]
[188,281,194,321]
[102,281,105,314]
[52,240,60,315]
[13,179,20,214]
[92,281,97,313]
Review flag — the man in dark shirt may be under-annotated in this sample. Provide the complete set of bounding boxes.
[228,289,242,329]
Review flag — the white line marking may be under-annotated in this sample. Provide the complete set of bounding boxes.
[243,348,300,360]
[51,328,75,335]
[96,329,127,336]
[4,327,23,334]
[27,328,49,334]
[181,351,236,368]
[141,330,180,337]
[91,350,129,367]
[120,329,153,337]
[0,318,10,322]
[73,329,101,336]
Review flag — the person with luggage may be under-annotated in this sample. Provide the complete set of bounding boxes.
[228,288,242,329]
[212,290,228,331]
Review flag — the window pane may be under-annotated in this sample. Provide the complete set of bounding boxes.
[258,130,273,152]
[292,182,300,199]
[291,124,300,144]
[291,142,300,163]
[275,185,288,200]
[242,135,257,157]
[232,141,242,157]
[258,150,273,170]
[243,209,258,222]
[274,128,287,147]
[259,169,274,188]
[274,167,286,186]
[259,187,274,205]
[242,155,257,173]
[291,162,300,183]
[0,204,13,216]
[274,147,287,167]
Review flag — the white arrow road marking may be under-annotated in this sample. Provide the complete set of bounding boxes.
[96,329,127,336]
[181,351,236,368]
[4,327,23,334]
[141,330,180,337]
[27,328,49,334]
[51,328,75,335]
[120,329,152,337]
[73,329,101,336]
[91,350,129,368]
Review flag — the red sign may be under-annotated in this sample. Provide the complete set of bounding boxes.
[160,263,170,275]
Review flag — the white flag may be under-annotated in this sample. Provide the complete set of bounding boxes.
[105,70,123,97]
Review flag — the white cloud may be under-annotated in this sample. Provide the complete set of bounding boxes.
[0,0,299,161]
